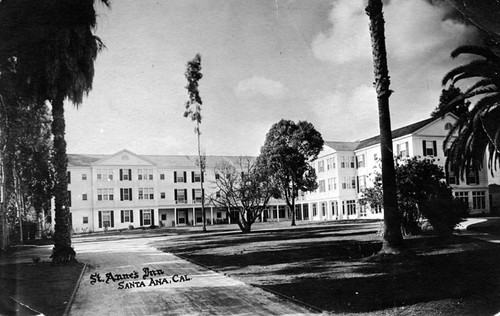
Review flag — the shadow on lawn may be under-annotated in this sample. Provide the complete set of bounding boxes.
[160,223,500,315]
[264,244,500,314]
[158,223,380,254]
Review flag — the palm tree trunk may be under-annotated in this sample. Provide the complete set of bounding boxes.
[366,0,403,254]
[51,94,75,263]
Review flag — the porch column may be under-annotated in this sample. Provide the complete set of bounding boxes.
[227,206,231,224]
[174,208,177,227]
[210,207,214,225]
[301,204,304,221]
[192,207,196,226]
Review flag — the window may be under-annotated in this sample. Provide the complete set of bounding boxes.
[447,168,459,185]
[356,154,365,168]
[160,173,165,180]
[83,216,88,224]
[472,191,486,210]
[342,177,353,190]
[455,191,469,205]
[372,205,382,214]
[333,177,337,190]
[344,200,356,215]
[82,193,88,201]
[97,169,113,181]
[321,202,326,216]
[141,209,152,226]
[121,210,133,223]
[327,178,332,191]
[466,170,479,185]
[445,122,452,130]
[357,176,366,193]
[217,212,222,218]
[175,189,187,203]
[341,156,347,168]
[193,189,203,203]
[312,203,317,216]
[192,172,203,182]
[396,142,409,157]
[215,174,220,180]
[319,180,325,192]
[374,153,378,161]
[351,177,356,190]
[318,161,325,173]
[99,210,114,228]
[160,192,166,199]
[422,140,437,156]
[138,169,153,181]
[138,188,154,200]
[174,171,187,183]
[120,188,132,201]
[82,173,87,181]
[120,169,131,181]
[350,156,355,168]
[359,204,367,217]
[97,188,114,201]
[216,191,221,198]
[327,158,333,170]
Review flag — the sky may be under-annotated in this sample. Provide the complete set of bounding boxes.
[64,0,481,157]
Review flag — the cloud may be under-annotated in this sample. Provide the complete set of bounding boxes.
[235,76,288,100]
[311,0,478,65]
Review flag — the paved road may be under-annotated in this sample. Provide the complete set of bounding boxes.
[69,236,321,316]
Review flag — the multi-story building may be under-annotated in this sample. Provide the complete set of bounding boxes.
[56,114,490,233]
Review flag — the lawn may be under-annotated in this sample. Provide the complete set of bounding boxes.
[153,221,500,315]
[0,254,84,316]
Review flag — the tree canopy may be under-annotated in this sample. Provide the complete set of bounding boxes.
[258,120,323,226]
[440,45,500,178]
[360,157,468,237]
[208,157,277,233]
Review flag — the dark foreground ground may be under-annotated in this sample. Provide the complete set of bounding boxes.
[154,220,500,315]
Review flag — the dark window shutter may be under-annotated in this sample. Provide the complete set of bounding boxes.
[130,210,134,222]
[192,189,195,201]
[192,171,195,182]
[183,171,187,183]
[355,156,359,169]
[129,188,133,201]
[422,140,427,156]
[356,177,360,193]
[98,211,102,228]
[121,210,124,223]
[174,189,178,201]
[67,171,71,184]
[184,189,187,200]
[140,210,144,226]
[433,141,437,156]
[151,210,155,226]
[201,172,204,183]
[174,171,177,183]
[110,211,114,227]
[128,169,132,181]
[120,189,124,201]
[120,169,123,181]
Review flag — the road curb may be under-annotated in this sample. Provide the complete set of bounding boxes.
[63,262,87,316]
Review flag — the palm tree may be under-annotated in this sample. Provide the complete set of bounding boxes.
[441,45,500,179]
[365,0,403,254]
[0,0,109,262]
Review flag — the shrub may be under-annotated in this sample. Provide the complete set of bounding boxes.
[420,196,469,238]
[128,225,134,230]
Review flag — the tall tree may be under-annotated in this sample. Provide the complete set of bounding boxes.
[365,0,404,254]
[209,157,277,233]
[183,53,207,232]
[431,85,469,119]
[259,120,323,226]
[440,45,500,178]
[0,0,110,262]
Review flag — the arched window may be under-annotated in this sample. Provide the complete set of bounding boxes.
[444,122,452,130]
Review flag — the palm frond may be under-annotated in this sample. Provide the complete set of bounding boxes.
[451,45,500,63]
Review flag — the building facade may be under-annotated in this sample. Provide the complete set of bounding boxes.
[56,114,491,233]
